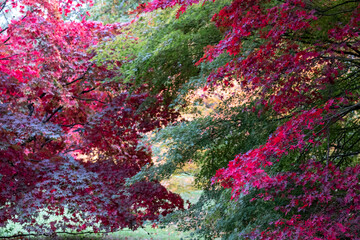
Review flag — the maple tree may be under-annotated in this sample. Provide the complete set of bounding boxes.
[131,0,360,239]
[0,0,183,236]
[2,0,360,238]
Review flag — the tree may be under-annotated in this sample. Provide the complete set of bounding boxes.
[0,0,183,236]
[89,0,146,23]
[133,0,360,239]
[94,0,226,104]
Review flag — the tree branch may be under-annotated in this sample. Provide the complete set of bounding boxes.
[64,66,91,86]
[28,103,34,116]
[43,106,63,123]
[0,0,9,13]
[0,54,18,60]
[80,87,97,94]
[3,36,10,44]
[314,0,359,14]
[60,123,83,127]
[332,151,360,159]
[72,96,106,104]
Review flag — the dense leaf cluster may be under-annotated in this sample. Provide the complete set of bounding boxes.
[130,0,360,239]
[0,0,183,236]
[1,0,360,239]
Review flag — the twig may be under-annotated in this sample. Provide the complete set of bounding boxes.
[72,96,106,104]
[141,226,151,236]
[80,87,97,94]
[64,66,91,86]
[43,106,63,123]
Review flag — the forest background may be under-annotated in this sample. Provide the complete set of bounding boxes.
[0,0,360,239]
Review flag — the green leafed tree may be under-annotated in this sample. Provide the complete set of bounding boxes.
[94,0,227,104]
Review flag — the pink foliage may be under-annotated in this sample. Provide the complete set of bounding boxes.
[0,0,183,234]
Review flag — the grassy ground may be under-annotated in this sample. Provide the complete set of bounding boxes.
[0,173,202,239]
[1,225,198,240]
[34,225,197,240]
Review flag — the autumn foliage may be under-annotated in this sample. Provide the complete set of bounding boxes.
[0,0,182,234]
[135,0,360,239]
[1,0,360,239]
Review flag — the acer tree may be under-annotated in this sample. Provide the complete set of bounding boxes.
[2,0,360,238]
[131,0,360,239]
[0,0,183,236]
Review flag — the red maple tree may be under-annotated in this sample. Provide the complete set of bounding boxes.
[0,0,183,235]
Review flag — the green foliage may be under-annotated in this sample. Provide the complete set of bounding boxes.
[95,1,227,103]
[136,96,280,181]
[161,187,284,239]
[89,0,147,23]
[127,91,287,238]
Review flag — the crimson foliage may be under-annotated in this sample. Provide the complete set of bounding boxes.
[137,0,360,239]
[0,0,183,235]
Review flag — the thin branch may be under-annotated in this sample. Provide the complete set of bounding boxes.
[40,138,52,149]
[43,106,63,123]
[0,0,9,13]
[0,54,18,60]
[141,226,151,235]
[60,123,83,127]
[296,102,360,162]
[64,75,85,86]
[1,10,31,44]
[337,102,360,117]
[63,146,83,154]
[332,126,360,152]
[64,66,91,86]
[29,159,41,162]
[330,49,360,58]
[0,26,7,34]
[72,96,106,104]
[314,0,359,14]
[317,8,358,16]
[3,36,10,44]
[28,103,34,116]
[21,135,36,146]
[331,151,360,159]
[344,134,360,152]
[346,43,360,56]
[320,56,360,63]
[80,87,97,94]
